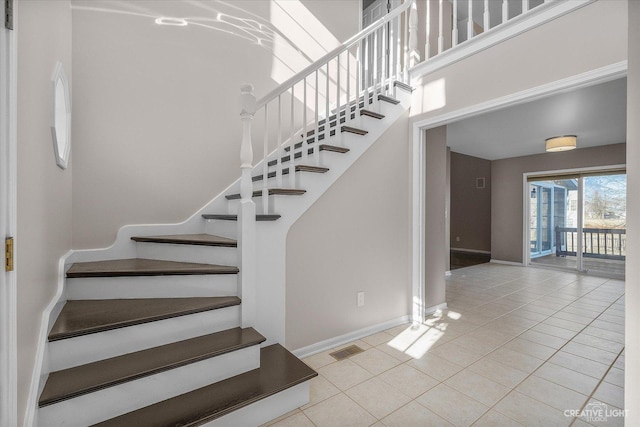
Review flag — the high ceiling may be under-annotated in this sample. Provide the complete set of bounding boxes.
[446,78,627,161]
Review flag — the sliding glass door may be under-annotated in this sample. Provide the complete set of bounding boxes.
[528,170,626,278]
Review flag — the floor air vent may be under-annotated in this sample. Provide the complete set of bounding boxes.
[329,345,364,361]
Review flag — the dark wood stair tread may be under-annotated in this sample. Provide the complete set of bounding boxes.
[48,297,241,341]
[202,214,281,221]
[252,165,329,182]
[360,109,385,119]
[66,258,239,278]
[40,327,265,407]
[341,125,368,135]
[225,188,306,200]
[394,80,413,92]
[318,144,349,153]
[378,94,400,104]
[269,144,348,166]
[93,344,317,427]
[131,234,237,247]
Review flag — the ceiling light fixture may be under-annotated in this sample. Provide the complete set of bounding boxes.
[155,17,188,26]
[545,135,577,152]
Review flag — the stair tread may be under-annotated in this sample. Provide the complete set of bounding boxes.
[394,80,413,92]
[225,188,306,200]
[39,327,265,407]
[253,165,329,182]
[48,297,241,342]
[378,94,400,104]
[360,109,385,119]
[341,125,368,135]
[131,234,237,247]
[319,144,349,153]
[202,214,281,221]
[269,143,348,166]
[66,258,239,278]
[93,344,317,427]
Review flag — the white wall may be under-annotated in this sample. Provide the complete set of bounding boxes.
[286,112,411,350]
[16,1,73,424]
[71,0,359,249]
[625,0,639,422]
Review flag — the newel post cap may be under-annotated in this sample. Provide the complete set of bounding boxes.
[240,84,256,116]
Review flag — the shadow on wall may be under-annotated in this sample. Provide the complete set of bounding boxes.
[71,0,348,91]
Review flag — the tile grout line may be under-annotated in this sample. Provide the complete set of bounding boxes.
[443,273,623,424]
[469,281,625,425]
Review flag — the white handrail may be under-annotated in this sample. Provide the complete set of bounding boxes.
[256,0,412,109]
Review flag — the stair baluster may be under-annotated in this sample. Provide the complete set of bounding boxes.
[238,85,257,328]
[262,108,269,214]
[314,69,320,166]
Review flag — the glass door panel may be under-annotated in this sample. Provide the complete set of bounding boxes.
[582,173,626,278]
[529,180,577,271]
[540,187,552,253]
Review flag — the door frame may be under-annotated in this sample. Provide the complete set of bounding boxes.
[1,0,18,425]
[411,61,627,323]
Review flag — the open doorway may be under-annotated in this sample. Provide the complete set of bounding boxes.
[527,169,626,278]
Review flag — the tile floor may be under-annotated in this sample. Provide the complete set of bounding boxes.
[265,264,625,427]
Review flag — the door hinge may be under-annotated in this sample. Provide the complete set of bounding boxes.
[5,237,14,272]
[5,0,13,30]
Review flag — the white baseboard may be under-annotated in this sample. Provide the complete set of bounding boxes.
[490,259,525,266]
[292,315,411,359]
[24,251,72,427]
[422,302,448,318]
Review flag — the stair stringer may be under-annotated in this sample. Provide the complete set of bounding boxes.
[246,93,413,345]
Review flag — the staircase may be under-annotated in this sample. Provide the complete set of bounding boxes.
[35,4,415,426]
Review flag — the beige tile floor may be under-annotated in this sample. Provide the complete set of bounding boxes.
[265,264,626,427]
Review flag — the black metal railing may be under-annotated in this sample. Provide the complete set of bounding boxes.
[555,226,626,260]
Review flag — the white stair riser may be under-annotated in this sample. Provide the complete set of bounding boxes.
[228,194,306,215]
[202,382,310,427]
[203,219,238,239]
[67,275,238,300]
[135,242,238,265]
[39,346,260,427]
[252,170,329,193]
[49,306,241,371]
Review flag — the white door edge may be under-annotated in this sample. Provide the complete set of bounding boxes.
[0,0,19,425]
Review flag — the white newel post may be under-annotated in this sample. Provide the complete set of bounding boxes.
[409,0,420,67]
[239,84,257,328]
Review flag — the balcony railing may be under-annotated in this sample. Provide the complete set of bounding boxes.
[555,226,626,261]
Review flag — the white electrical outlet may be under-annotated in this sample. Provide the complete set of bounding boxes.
[357,292,365,307]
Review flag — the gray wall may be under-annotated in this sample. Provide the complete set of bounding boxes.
[71,0,360,249]
[450,152,491,253]
[286,112,411,350]
[16,1,73,424]
[626,0,639,419]
[424,126,447,310]
[491,143,626,263]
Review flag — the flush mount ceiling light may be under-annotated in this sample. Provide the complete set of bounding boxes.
[155,17,188,26]
[545,135,577,152]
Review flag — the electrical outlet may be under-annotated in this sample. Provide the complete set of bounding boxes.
[456,236,460,242]
[357,291,365,307]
